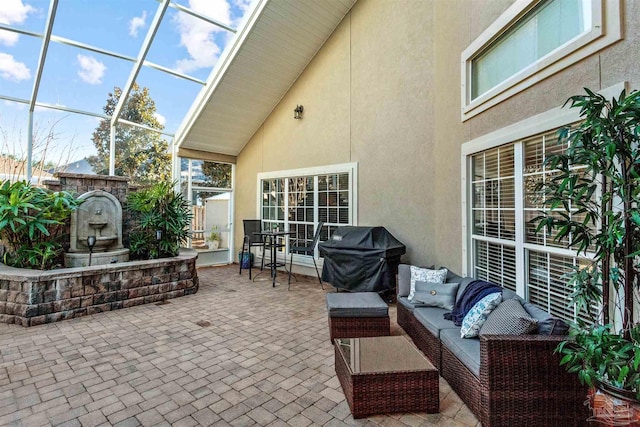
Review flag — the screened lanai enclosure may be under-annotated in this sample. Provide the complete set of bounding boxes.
[0,0,253,264]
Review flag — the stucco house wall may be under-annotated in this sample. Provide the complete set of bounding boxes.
[234,0,640,274]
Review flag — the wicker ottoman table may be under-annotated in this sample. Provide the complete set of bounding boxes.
[326,292,390,342]
[334,336,439,418]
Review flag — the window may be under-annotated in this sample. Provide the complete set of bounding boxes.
[461,0,621,120]
[257,163,357,264]
[180,158,233,261]
[468,132,597,323]
[463,83,624,322]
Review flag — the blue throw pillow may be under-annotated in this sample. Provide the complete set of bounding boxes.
[460,292,502,338]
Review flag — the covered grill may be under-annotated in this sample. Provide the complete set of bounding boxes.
[319,226,406,293]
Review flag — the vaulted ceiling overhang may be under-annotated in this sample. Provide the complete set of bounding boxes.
[174,0,357,160]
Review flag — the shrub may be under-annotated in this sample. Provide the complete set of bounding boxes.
[127,181,191,259]
[0,180,82,270]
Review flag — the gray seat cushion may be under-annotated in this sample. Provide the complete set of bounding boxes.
[440,328,481,377]
[397,296,416,312]
[326,292,388,317]
[413,307,457,337]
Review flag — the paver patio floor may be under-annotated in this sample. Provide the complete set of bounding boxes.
[0,264,479,427]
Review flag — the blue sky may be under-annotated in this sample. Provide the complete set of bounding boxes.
[0,0,253,165]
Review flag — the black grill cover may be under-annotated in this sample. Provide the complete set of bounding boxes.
[319,226,406,292]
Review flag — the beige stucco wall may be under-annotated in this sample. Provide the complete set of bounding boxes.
[234,0,640,275]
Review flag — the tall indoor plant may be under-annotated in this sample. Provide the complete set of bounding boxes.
[534,89,640,417]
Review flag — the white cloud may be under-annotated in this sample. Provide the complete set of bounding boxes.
[154,112,166,126]
[77,54,106,85]
[232,0,254,15]
[0,0,36,46]
[0,0,35,24]
[173,0,231,74]
[0,53,30,81]
[129,11,147,37]
[0,30,19,46]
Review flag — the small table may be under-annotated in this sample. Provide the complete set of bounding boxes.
[334,336,439,418]
[253,230,294,287]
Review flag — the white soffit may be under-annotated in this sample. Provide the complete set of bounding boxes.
[175,0,357,156]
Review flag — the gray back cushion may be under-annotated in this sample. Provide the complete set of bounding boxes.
[445,269,464,282]
[502,288,525,303]
[398,264,411,297]
[454,277,477,303]
[522,301,570,335]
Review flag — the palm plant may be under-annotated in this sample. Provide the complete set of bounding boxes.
[127,181,192,259]
[534,88,640,399]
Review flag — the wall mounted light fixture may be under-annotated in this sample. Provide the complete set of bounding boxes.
[294,105,304,119]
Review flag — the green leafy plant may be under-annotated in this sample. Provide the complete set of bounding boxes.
[534,88,640,399]
[127,181,191,259]
[0,180,82,270]
[206,225,220,243]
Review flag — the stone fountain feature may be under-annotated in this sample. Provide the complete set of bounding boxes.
[64,190,130,267]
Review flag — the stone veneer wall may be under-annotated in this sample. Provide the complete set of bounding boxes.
[0,250,198,327]
[44,173,134,248]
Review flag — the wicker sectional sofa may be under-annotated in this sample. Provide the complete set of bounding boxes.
[396,264,589,426]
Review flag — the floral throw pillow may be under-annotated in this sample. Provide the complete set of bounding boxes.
[460,292,503,338]
[409,266,448,301]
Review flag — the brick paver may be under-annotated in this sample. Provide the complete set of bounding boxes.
[0,265,479,426]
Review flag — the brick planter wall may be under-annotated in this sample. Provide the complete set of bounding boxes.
[0,249,198,327]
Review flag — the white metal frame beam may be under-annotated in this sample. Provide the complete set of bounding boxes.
[168,2,236,33]
[26,0,58,181]
[108,0,170,175]
[1,0,239,179]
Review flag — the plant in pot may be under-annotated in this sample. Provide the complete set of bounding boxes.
[534,88,640,424]
[127,181,192,260]
[0,180,82,270]
[206,225,221,250]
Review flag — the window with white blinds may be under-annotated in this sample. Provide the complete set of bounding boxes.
[258,164,356,261]
[470,131,597,322]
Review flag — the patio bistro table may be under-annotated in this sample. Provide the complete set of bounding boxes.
[334,335,439,418]
[252,230,294,287]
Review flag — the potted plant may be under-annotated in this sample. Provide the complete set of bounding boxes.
[534,88,640,424]
[206,225,221,250]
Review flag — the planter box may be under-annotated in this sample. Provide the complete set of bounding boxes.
[0,249,199,327]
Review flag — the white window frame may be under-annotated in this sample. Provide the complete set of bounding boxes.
[256,162,358,267]
[461,82,624,300]
[461,0,622,121]
[181,158,235,263]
